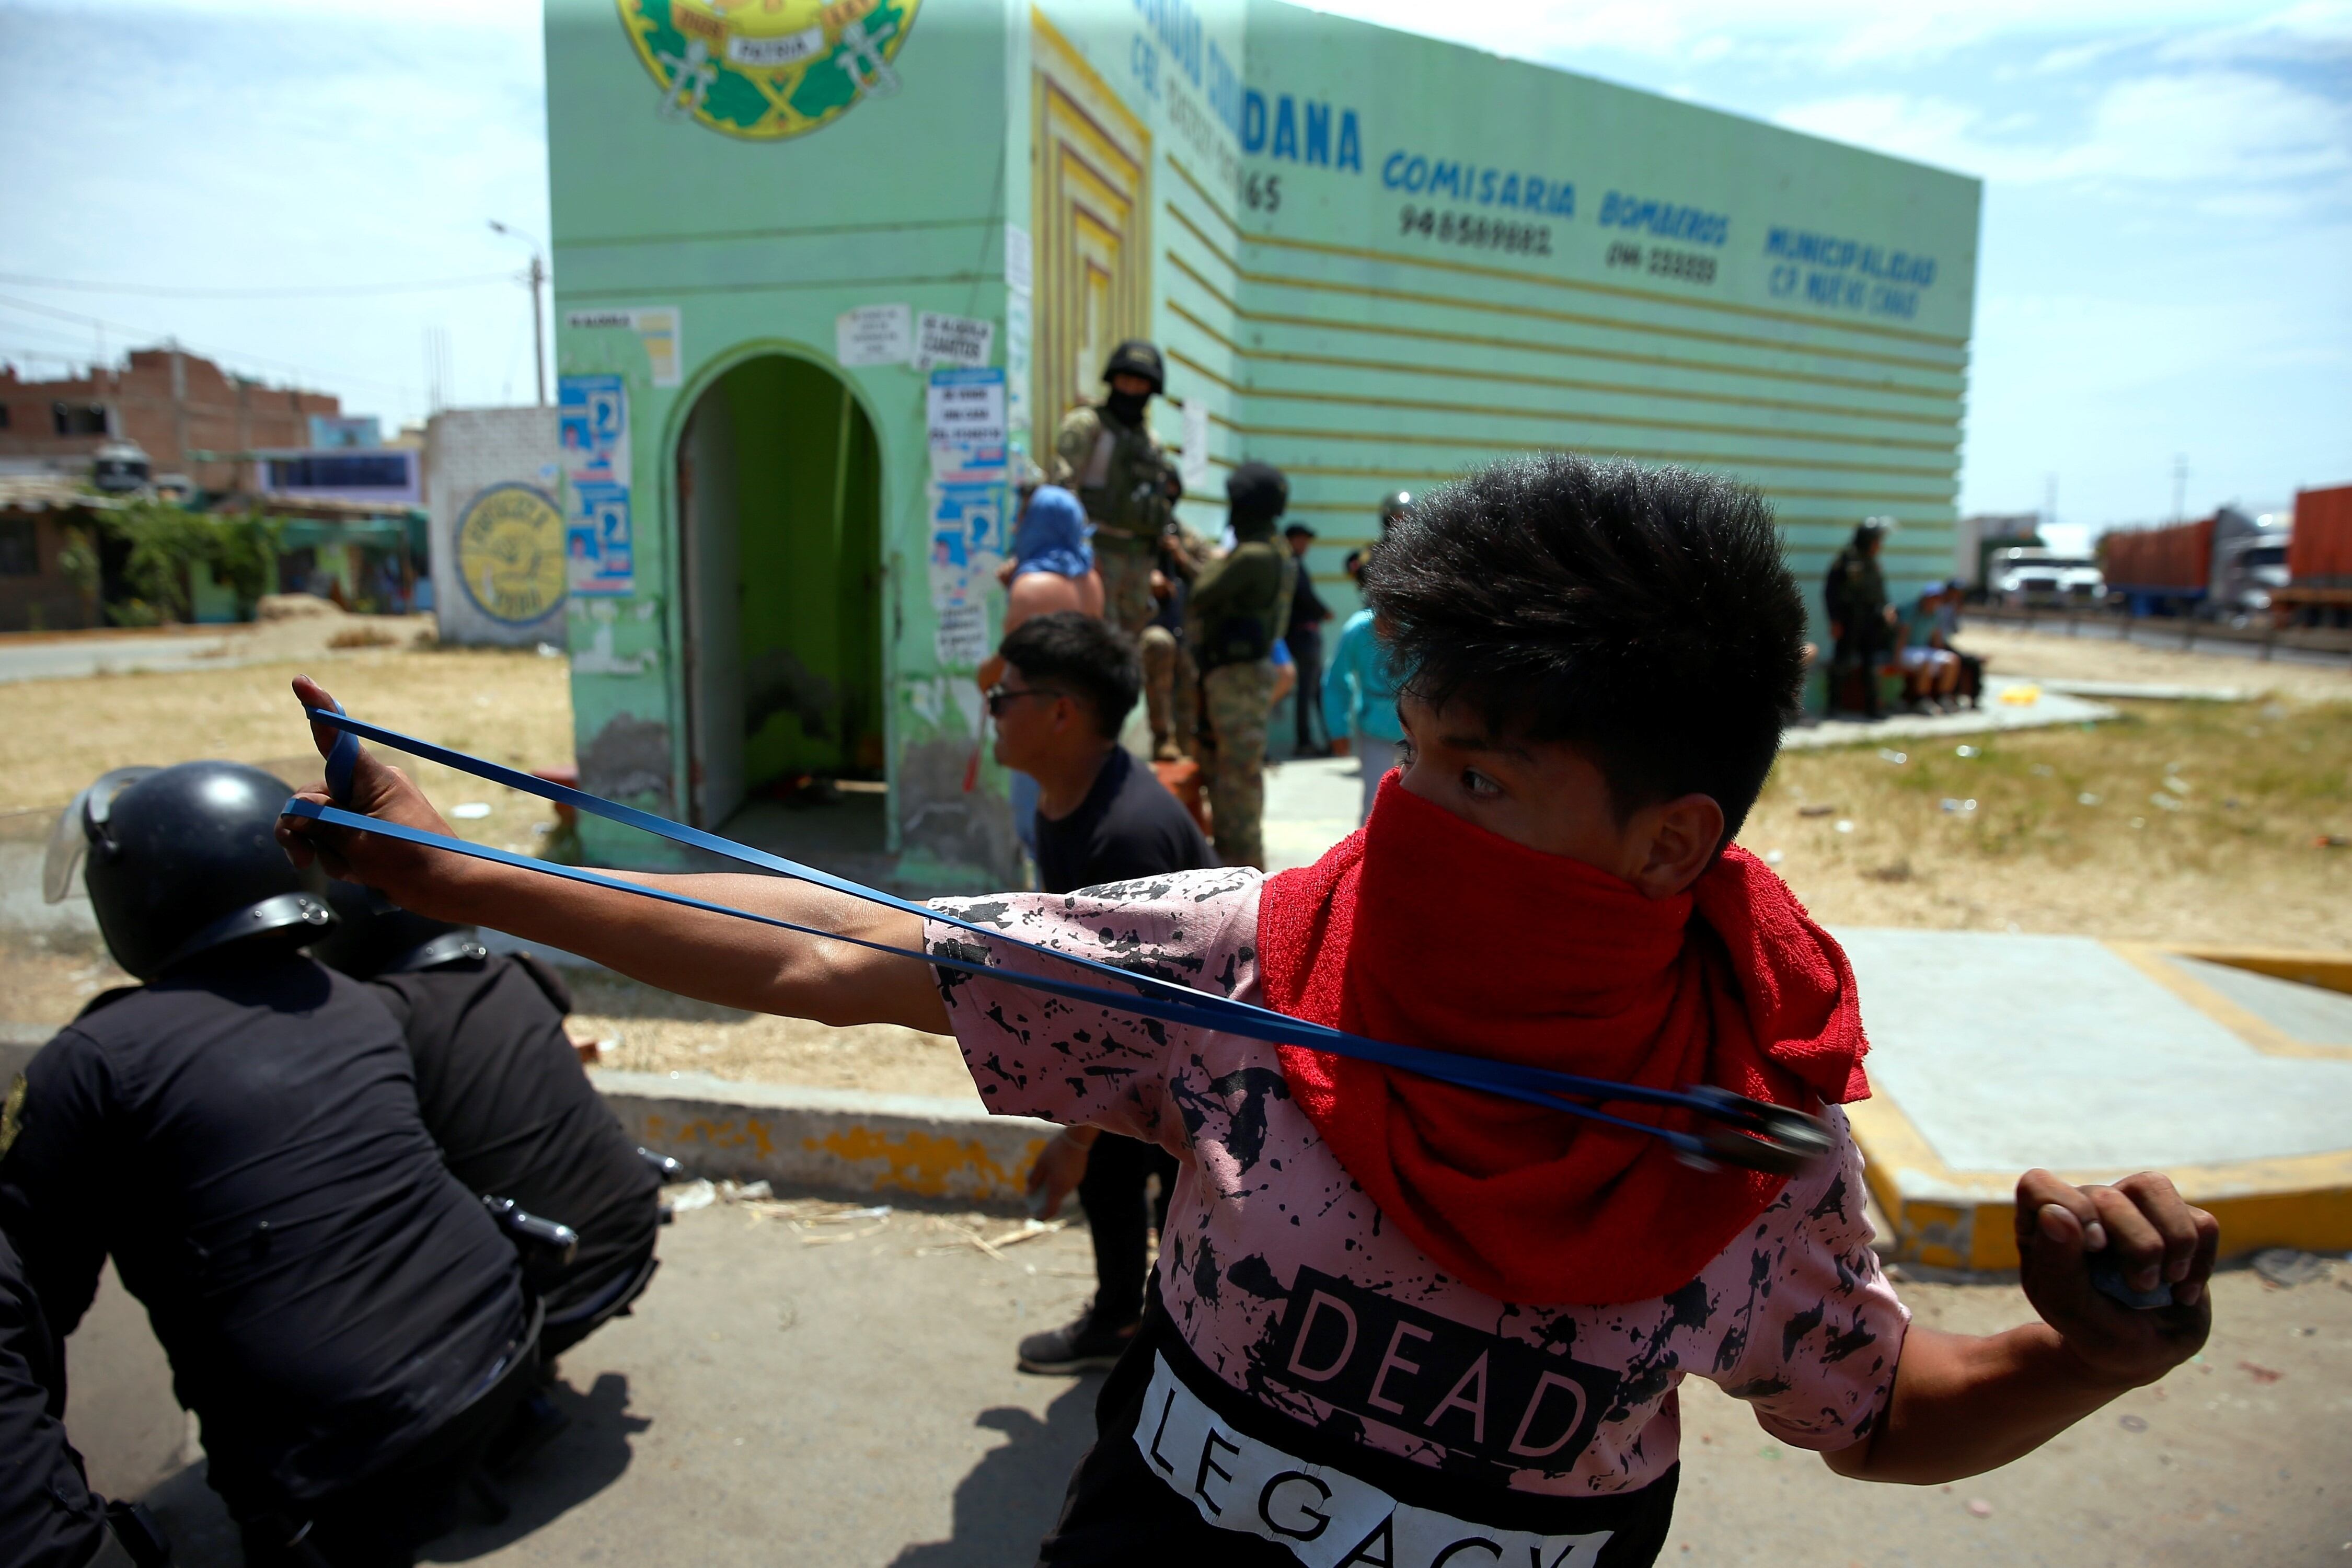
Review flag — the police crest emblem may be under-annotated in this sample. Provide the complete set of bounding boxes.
[618,0,923,141]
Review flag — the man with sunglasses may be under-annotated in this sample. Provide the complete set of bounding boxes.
[982,612,1213,1374]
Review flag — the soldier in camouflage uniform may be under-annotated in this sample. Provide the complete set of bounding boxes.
[1186,462,1296,869]
[1049,340,1179,639]
[1139,521,1214,760]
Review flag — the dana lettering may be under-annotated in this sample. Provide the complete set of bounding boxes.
[1246,89,1364,172]
[1258,1269,1619,1477]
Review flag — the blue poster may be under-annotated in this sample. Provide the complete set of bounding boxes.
[561,374,633,597]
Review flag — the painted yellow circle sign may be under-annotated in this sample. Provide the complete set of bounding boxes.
[456,483,567,626]
[618,0,922,142]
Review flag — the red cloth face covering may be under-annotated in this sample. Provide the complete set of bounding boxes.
[1256,771,1870,1307]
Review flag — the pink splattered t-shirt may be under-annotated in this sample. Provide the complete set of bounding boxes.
[928,868,1907,1564]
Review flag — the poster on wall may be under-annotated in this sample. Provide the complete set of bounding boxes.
[1004,290,1032,446]
[837,304,913,367]
[915,312,995,371]
[563,307,683,388]
[560,374,635,597]
[925,366,1006,454]
[1180,400,1211,494]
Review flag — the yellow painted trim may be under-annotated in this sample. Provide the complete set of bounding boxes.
[1849,1075,2352,1270]
[1164,256,1964,407]
[1163,266,1959,430]
[2173,946,2352,997]
[1265,462,1952,504]
[2108,942,2352,1061]
[1029,8,1144,143]
[1232,263,1962,376]
[1228,386,1957,455]
[1166,201,1243,276]
[1165,155,1969,352]
[1209,420,1956,479]
[1167,155,1244,243]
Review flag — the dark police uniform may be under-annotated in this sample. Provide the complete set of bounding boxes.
[365,952,660,1354]
[0,1223,134,1568]
[0,954,528,1539]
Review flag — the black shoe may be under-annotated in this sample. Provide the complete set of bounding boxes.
[1017,1302,1137,1374]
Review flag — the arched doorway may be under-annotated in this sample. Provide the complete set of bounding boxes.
[676,353,884,829]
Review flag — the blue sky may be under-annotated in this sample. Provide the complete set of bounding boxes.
[2,2,2346,543]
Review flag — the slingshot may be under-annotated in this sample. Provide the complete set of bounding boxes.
[292,706,1833,1178]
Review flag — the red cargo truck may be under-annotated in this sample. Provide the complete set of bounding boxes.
[2103,516,2215,616]
[2276,484,2352,626]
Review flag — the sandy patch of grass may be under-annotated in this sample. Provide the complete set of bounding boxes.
[0,647,574,857]
[1741,698,2352,947]
[566,969,972,1098]
[1959,624,2352,705]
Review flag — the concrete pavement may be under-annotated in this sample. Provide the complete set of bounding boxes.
[71,1193,2352,1566]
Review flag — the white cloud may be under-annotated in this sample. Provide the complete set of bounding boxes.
[1308,0,2314,68]
[1774,71,2350,186]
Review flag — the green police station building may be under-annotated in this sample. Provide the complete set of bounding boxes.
[542,0,1979,887]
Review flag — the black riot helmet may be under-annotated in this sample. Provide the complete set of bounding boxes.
[1101,340,1165,394]
[44,760,334,980]
[1377,490,1414,534]
[308,880,486,980]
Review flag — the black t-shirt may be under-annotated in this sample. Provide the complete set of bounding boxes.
[366,954,659,1318]
[0,954,526,1514]
[1035,747,1216,895]
[0,1227,111,1568]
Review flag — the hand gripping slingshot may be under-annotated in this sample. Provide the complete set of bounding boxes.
[291,707,1833,1179]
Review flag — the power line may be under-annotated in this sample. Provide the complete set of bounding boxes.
[0,294,418,402]
[0,270,522,300]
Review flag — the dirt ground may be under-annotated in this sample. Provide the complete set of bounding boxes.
[1743,695,2352,949]
[1958,622,2352,704]
[5,630,2348,1090]
[0,640,575,859]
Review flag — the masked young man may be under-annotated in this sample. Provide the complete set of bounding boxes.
[280,455,2218,1568]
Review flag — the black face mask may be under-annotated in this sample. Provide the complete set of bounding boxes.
[1104,389,1149,425]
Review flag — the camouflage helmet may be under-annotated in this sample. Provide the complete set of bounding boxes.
[1377,490,1414,532]
[1101,340,1166,393]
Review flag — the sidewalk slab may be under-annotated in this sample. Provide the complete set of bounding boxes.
[1837,929,2352,1271]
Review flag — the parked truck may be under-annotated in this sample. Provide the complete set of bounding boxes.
[2274,484,2352,627]
[2101,506,2265,618]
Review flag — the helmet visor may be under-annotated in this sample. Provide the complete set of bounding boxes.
[41,767,157,904]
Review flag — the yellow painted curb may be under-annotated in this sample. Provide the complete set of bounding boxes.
[1847,1077,2352,1272]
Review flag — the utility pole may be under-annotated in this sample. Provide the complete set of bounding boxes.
[489,220,549,406]
[2171,453,2187,523]
[2043,471,2057,537]
[528,252,547,407]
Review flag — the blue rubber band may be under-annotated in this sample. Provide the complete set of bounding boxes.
[295,708,1713,1121]
[280,796,1709,1154]
[320,698,360,804]
[284,707,1835,1168]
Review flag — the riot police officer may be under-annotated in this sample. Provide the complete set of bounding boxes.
[1050,340,1179,639]
[309,885,662,1362]
[5,762,535,1567]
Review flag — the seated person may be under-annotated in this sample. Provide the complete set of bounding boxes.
[9,763,534,1568]
[285,452,2218,1568]
[1936,578,1987,706]
[983,612,1215,1373]
[308,886,662,1361]
[1896,584,1963,713]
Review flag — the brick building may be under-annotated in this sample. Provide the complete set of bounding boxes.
[0,348,340,492]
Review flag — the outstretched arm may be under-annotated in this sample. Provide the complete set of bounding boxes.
[1826,1169,2217,1484]
[274,676,950,1033]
